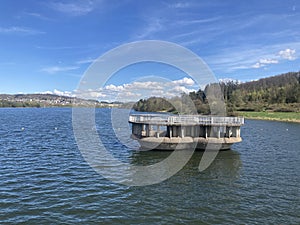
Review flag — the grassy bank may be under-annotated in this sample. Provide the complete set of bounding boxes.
[236,111,300,123]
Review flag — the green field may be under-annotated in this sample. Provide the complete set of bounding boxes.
[236,111,300,123]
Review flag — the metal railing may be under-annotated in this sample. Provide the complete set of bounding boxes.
[129,114,244,125]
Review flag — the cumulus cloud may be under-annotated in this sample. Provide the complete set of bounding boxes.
[259,58,279,64]
[278,48,296,60]
[125,81,165,90]
[172,86,196,93]
[104,84,124,92]
[40,89,74,97]
[73,89,106,99]
[252,58,279,68]
[172,77,195,86]
[74,77,198,102]
[53,89,72,96]
[252,48,297,69]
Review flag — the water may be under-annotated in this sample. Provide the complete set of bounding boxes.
[0,108,299,224]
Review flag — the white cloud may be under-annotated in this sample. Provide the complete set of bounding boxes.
[168,2,191,8]
[0,26,45,35]
[41,66,79,74]
[48,0,98,16]
[278,48,296,60]
[23,12,53,21]
[120,91,141,98]
[252,62,262,69]
[40,91,53,95]
[135,18,163,39]
[151,90,165,96]
[87,91,106,98]
[73,89,106,99]
[104,84,124,92]
[126,81,164,90]
[76,58,97,64]
[219,78,242,84]
[251,48,297,69]
[259,58,279,64]
[74,77,198,102]
[175,17,222,26]
[172,77,195,86]
[53,89,72,96]
[39,89,74,97]
[172,86,196,93]
[252,58,279,68]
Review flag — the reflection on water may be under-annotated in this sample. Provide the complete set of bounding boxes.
[130,150,241,182]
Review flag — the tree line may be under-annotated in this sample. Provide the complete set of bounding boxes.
[133,72,300,114]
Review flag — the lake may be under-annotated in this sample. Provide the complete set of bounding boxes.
[0,108,299,224]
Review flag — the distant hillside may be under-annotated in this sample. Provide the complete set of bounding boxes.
[239,72,299,91]
[0,93,121,108]
[223,72,300,112]
[134,72,300,114]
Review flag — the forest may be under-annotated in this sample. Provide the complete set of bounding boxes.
[133,72,300,114]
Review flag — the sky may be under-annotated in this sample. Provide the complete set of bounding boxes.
[0,0,300,101]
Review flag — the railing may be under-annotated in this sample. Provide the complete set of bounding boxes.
[129,114,244,125]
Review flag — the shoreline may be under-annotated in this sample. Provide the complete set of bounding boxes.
[243,116,300,123]
[1,107,300,123]
[236,111,300,123]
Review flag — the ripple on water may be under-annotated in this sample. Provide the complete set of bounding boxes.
[0,109,299,224]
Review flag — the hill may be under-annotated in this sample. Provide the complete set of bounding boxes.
[134,72,300,114]
[222,72,300,112]
[0,93,121,108]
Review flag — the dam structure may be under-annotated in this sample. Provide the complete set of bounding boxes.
[129,114,244,150]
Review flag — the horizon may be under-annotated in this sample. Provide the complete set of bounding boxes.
[1,0,300,101]
[1,70,298,103]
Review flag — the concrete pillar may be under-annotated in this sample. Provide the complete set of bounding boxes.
[173,126,177,137]
[195,126,200,137]
[139,124,143,136]
[205,126,208,139]
[235,127,239,137]
[146,124,150,137]
[188,126,192,136]
[136,124,139,135]
[199,126,204,137]
[181,126,185,138]
[135,124,142,136]
[226,127,232,138]
[156,125,160,138]
[134,124,138,135]
[217,127,220,139]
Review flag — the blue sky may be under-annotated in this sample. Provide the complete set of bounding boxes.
[0,0,300,101]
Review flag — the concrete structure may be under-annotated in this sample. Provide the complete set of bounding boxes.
[129,114,244,150]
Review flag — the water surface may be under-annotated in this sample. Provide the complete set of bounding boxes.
[0,108,299,224]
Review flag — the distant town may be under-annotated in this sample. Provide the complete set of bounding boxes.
[0,93,123,108]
